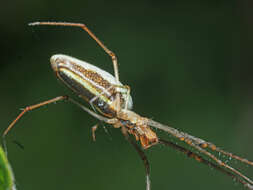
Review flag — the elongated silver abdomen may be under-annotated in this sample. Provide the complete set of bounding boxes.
[50,54,133,117]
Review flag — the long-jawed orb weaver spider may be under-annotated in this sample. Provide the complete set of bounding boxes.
[3,22,253,190]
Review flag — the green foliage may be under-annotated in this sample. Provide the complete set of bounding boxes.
[0,146,15,190]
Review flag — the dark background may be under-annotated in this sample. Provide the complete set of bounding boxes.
[1,1,253,190]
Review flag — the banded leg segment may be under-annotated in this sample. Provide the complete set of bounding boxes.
[148,119,253,187]
[196,138,253,167]
[189,140,253,186]
[159,139,252,189]
[179,133,253,166]
[3,96,68,137]
[168,131,253,167]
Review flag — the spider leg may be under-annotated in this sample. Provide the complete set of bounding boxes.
[121,126,151,190]
[68,98,117,124]
[3,96,69,138]
[110,84,131,110]
[29,21,121,113]
[122,85,131,110]
[147,119,253,187]
[89,86,114,105]
[192,136,253,167]
[2,95,118,142]
[147,119,253,165]
[91,124,98,141]
[159,139,253,189]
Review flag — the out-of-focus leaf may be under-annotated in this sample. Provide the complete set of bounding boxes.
[0,146,16,190]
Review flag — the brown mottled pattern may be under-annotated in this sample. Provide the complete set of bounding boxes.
[57,60,128,115]
[71,62,126,106]
[72,62,112,89]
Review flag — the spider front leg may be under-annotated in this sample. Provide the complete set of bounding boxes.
[190,136,253,167]
[148,119,253,188]
[159,138,251,188]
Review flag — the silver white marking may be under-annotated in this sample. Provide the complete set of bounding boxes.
[50,54,133,110]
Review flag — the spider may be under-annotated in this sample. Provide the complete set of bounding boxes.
[3,22,253,190]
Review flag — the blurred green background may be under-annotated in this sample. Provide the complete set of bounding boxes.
[1,0,253,190]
